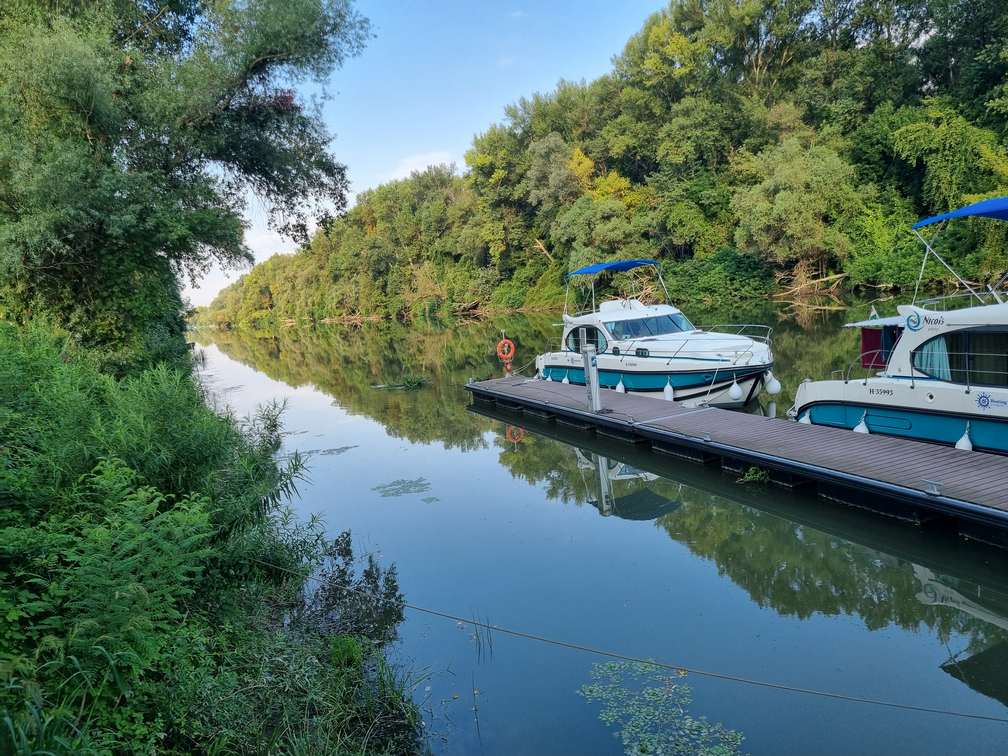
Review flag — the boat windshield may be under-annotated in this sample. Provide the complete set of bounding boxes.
[604,314,694,340]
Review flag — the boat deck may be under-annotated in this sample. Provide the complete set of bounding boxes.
[465,375,1008,531]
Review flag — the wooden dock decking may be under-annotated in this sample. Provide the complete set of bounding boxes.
[465,375,1008,531]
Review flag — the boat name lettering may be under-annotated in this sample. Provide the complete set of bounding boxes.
[868,387,894,397]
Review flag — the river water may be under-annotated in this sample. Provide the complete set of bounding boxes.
[194,301,1008,755]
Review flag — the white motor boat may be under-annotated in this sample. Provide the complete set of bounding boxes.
[534,259,780,408]
[789,196,1008,454]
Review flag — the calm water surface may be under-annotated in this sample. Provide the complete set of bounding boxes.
[195,303,1008,755]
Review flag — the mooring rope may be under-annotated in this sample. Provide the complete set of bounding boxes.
[248,557,1008,724]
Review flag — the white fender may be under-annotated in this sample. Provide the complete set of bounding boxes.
[561,371,570,384]
[853,411,869,434]
[764,371,781,396]
[663,378,674,401]
[728,380,743,402]
[955,422,973,451]
[616,378,626,393]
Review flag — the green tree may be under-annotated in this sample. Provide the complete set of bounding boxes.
[198,0,1008,323]
[0,0,368,369]
[893,100,1008,211]
[523,132,582,217]
[731,138,869,275]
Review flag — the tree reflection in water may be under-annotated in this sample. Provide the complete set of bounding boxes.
[196,311,1008,722]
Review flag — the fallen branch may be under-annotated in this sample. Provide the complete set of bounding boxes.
[774,272,847,299]
[533,239,554,262]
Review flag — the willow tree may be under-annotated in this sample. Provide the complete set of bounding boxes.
[0,0,368,371]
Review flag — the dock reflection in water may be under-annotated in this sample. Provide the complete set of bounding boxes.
[481,402,1008,720]
[196,318,1008,755]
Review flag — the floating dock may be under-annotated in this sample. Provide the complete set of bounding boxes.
[465,375,1008,540]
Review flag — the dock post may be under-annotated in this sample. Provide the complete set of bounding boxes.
[581,344,602,412]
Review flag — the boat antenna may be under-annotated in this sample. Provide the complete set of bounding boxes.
[911,227,984,306]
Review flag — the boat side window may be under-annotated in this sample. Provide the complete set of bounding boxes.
[566,326,608,353]
[968,330,1008,387]
[912,330,1008,386]
[604,319,644,340]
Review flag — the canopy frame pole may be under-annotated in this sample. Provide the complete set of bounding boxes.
[992,270,1008,296]
[911,243,929,306]
[655,264,672,305]
[912,228,984,305]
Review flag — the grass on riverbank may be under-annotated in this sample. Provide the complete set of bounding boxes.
[0,322,421,754]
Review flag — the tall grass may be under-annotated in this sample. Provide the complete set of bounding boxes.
[0,322,421,754]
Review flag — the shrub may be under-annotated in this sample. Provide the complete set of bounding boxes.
[0,322,420,754]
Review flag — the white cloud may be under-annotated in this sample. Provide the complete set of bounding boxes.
[384,150,456,181]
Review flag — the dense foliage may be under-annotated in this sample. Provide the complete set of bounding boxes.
[199,0,1008,330]
[0,0,368,371]
[0,2,427,752]
[0,324,420,753]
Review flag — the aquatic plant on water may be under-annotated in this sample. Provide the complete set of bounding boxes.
[579,661,744,756]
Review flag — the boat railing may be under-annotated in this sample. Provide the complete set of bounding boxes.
[917,290,1004,311]
[613,334,770,367]
[699,324,774,346]
[556,340,769,363]
[835,349,887,384]
[838,347,1008,391]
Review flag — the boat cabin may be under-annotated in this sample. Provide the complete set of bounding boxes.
[844,315,905,369]
[562,300,696,355]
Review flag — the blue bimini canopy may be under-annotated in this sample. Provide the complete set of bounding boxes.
[913,196,1008,229]
[568,259,657,276]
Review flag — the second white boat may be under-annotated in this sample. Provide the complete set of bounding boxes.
[534,259,780,408]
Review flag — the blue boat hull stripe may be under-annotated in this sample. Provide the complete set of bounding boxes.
[541,364,769,392]
[797,401,1008,454]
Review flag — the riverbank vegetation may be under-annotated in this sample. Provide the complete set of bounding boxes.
[0,1,423,752]
[198,0,1008,330]
[0,324,420,753]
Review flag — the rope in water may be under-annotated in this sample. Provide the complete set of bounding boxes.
[249,557,1008,724]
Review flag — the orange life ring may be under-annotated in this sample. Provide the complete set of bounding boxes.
[496,337,516,362]
[505,425,526,444]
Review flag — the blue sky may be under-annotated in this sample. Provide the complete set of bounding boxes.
[186,0,664,305]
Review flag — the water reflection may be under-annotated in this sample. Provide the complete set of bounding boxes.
[915,564,1008,709]
[193,300,866,438]
[483,403,1008,714]
[193,312,1008,751]
[574,449,682,520]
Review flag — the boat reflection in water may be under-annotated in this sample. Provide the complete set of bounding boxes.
[573,448,681,520]
[914,564,1008,708]
[195,321,1008,751]
[480,401,1008,712]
